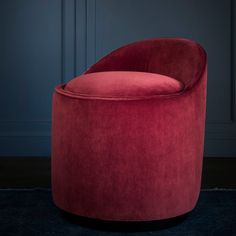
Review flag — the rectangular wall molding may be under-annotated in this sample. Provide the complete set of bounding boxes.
[0,0,236,156]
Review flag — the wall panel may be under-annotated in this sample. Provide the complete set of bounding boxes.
[0,0,235,156]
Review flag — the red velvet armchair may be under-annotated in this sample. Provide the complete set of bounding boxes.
[52,38,207,221]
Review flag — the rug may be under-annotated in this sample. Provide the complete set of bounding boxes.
[0,189,235,235]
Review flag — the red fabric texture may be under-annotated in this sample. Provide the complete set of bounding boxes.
[52,38,207,221]
[64,71,184,99]
[85,38,206,89]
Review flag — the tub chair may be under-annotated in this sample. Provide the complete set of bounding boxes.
[52,38,207,221]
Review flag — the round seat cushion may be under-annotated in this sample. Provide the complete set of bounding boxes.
[64,71,184,99]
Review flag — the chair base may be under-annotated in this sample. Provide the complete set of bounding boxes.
[60,210,189,232]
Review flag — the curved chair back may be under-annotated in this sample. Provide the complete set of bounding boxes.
[86,38,207,89]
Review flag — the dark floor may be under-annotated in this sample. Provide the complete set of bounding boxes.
[0,189,235,236]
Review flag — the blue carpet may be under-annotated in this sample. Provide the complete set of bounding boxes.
[0,189,235,235]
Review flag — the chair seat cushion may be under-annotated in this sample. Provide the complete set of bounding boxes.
[64,71,184,99]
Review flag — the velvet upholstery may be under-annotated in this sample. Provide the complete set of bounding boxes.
[52,38,207,221]
[64,71,184,99]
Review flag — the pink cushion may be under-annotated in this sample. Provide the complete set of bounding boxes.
[64,71,184,99]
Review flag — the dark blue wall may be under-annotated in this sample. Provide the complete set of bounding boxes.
[0,0,236,156]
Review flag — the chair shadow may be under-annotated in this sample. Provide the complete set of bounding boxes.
[60,210,188,232]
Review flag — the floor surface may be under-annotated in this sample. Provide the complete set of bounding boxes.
[0,189,235,236]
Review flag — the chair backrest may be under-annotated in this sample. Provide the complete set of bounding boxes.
[85,38,207,89]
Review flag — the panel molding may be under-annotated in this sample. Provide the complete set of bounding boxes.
[0,0,64,155]
[232,0,236,122]
[82,0,236,156]
[205,0,235,124]
[206,0,236,156]
[74,0,96,72]
[0,0,72,138]
[75,0,87,74]
[86,0,96,68]
[85,0,236,124]
[1,0,236,156]
[62,0,77,82]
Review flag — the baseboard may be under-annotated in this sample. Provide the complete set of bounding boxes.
[0,157,51,188]
[201,157,236,189]
[0,157,235,189]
